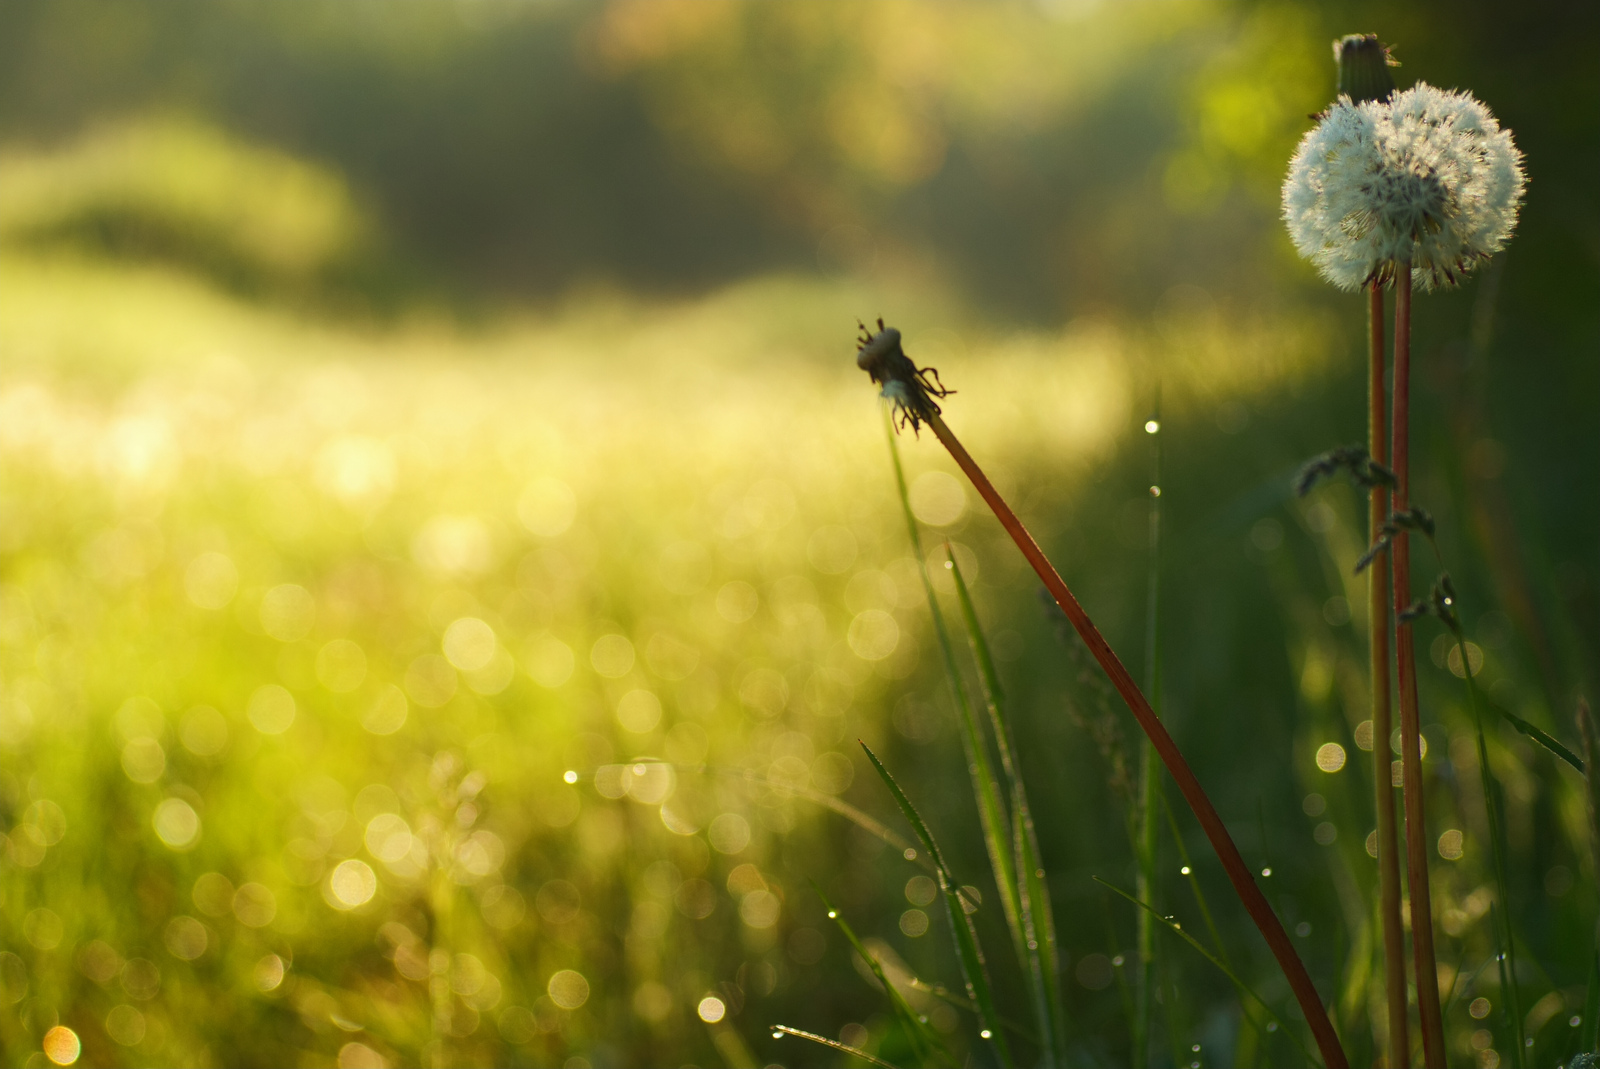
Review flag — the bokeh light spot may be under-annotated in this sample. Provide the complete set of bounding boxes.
[259,584,316,642]
[247,685,296,735]
[909,470,966,526]
[708,812,751,854]
[547,969,590,1010]
[179,705,229,756]
[899,908,930,937]
[232,882,277,928]
[105,1004,146,1046]
[696,995,726,1023]
[1314,742,1346,772]
[329,859,378,909]
[316,639,368,692]
[524,634,575,688]
[42,1025,80,1066]
[590,633,636,678]
[152,798,200,850]
[164,916,208,960]
[715,580,759,623]
[847,609,899,661]
[362,685,409,736]
[443,617,497,671]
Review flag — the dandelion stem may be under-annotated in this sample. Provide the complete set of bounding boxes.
[1392,263,1447,1067]
[1368,281,1411,1068]
[922,410,1349,1069]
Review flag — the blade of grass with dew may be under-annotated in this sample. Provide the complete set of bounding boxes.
[1457,629,1526,1066]
[770,1026,900,1069]
[1094,877,1317,1067]
[861,742,1014,1068]
[908,979,1043,1047]
[814,882,948,1069]
[946,547,1066,1065]
[1482,698,1584,772]
[1161,794,1274,1063]
[571,763,930,873]
[884,410,1033,1056]
[1134,398,1164,1068]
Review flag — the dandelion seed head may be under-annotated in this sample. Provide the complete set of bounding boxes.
[1283,84,1524,292]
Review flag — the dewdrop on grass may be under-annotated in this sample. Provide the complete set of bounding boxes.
[1283,83,1525,291]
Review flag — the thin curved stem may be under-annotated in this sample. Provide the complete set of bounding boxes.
[925,410,1349,1069]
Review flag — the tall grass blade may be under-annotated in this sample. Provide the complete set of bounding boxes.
[884,412,1032,1059]
[946,547,1067,1065]
[1161,794,1225,961]
[815,883,948,1068]
[1094,877,1317,1067]
[1578,700,1600,1057]
[1135,399,1163,1068]
[1457,631,1525,1065]
[1483,698,1584,773]
[861,742,1014,1068]
[770,1026,900,1069]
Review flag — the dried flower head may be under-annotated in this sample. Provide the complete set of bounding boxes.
[1283,83,1525,291]
[855,318,952,433]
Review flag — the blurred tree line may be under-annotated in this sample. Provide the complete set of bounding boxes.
[1,0,1592,333]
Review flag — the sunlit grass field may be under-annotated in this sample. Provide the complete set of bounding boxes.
[3,240,1592,1069]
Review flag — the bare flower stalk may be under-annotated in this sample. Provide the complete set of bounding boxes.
[1392,265,1447,1066]
[1368,281,1411,1069]
[856,323,1350,1069]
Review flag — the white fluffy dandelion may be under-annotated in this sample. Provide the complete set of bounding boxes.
[1283,83,1525,291]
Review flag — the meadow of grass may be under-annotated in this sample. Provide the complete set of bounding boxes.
[5,230,1593,1069]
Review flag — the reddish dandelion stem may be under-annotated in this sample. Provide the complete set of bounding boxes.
[924,410,1349,1069]
[1392,264,1447,1067]
[1369,282,1411,1068]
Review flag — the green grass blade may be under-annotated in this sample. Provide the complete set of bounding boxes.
[885,414,1029,1051]
[1581,949,1599,1053]
[1483,698,1584,773]
[1160,793,1225,958]
[947,547,1067,1065]
[815,883,947,1068]
[1094,877,1317,1068]
[1460,633,1525,1068]
[908,979,1043,1047]
[862,742,1014,1068]
[770,1025,900,1069]
[1136,398,1164,1069]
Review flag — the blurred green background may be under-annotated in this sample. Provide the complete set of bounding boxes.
[0,2,1595,1067]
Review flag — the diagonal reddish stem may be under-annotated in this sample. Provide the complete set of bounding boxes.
[925,411,1349,1069]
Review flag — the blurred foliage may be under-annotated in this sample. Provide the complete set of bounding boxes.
[0,2,1596,1068]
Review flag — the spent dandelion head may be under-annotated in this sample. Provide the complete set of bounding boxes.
[1283,83,1525,291]
[1333,34,1397,105]
[855,318,953,434]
